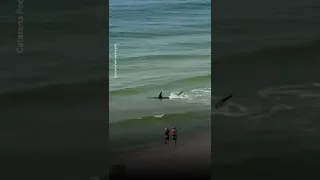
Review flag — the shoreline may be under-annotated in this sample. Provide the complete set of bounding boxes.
[110,131,211,179]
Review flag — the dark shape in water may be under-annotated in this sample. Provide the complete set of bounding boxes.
[158,91,169,99]
[214,94,233,109]
[148,91,183,100]
[177,91,183,95]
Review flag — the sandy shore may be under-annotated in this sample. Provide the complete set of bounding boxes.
[0,132,210,180]
[110,131,211,179]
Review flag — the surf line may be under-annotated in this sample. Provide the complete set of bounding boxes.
[114,43,118,78]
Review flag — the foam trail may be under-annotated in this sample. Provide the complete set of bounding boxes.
[153,114,164,118]
[168,88,211,105]
[258,82,320,99]
[169,92,190,99]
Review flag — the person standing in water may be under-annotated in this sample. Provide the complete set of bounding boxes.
[171,126,177,146]
[164,127,170,145]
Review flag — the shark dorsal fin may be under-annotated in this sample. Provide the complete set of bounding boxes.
[177,91,183,95]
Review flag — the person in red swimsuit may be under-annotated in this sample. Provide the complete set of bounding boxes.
[164,127,170,145]
[171,126,177,146]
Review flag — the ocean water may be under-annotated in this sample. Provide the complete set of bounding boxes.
[212,0,320,177]
[109,0,211,148]
[1,0,319,178]
[0,1,110,179]
[1,1,108,151]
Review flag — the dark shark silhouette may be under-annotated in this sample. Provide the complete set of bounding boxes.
[158,91,169,99]
[177,91,183,95]
[149,91,183,100]
[214,94,233,109]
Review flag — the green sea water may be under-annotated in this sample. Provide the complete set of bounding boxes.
[109,0,211,149]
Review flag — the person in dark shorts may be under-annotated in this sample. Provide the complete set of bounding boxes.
[164,127,170,145]
[171,126,177,146]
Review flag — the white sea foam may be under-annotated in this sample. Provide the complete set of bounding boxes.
[168,87,211,105]
[153,114,164,118]
[258,82,320,99]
